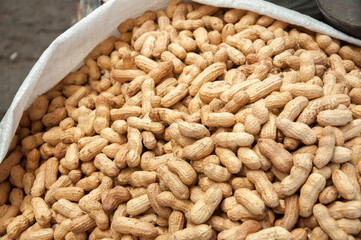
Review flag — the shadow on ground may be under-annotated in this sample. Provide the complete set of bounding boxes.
[0,0,78,120]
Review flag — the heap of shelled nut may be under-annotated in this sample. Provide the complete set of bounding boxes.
[1,0,361,239]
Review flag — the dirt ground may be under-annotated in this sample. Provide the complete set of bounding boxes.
[0,0,78,120]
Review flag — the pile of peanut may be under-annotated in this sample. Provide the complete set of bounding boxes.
[2,0,361,239]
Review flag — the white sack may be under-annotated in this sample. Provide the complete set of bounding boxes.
[0,0,360,163]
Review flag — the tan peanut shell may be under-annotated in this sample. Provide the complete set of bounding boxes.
[4,2,361,239]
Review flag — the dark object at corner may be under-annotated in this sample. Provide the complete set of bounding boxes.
[265,0,361,40]
[316,0,361,39]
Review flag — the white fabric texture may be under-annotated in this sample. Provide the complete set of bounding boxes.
[0,0,360,163]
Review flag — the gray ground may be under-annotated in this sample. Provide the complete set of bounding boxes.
[0,0,78,120]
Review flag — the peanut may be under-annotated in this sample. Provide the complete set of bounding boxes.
[4,2,361,239]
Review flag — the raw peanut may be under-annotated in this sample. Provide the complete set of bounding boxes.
[280,153,313,196]
[171,224,212,240]
[310,226,328,240]
[208,215,240,232]
[113,217,158,238]
[234,188,266,216]
[332,146,352,164]
[189,62,226,96]
[102,186,130,214]
[146,183,172,219]
[31,197,51,226]
[218,220,261,240]
[157,164,189,199]
[276,118,317,145]
[80,199,108,230]
[94,153,119,177]
[22,132,44,151]
[215,147,242,174]
[281,83,323,99]
[298,33,319,50]
[9,188,24,208]
[79,137,108,162]
[6,211,31,239]
[177,121,210,139]
[297,98,339,125]
[31,169,46,197]
[55,187,84,202]
[126,193,150,216]
[246,226,291,240]
[184,53,208,70]
[29,96,49,121]
[341,163,361,200]
[94,95,110,134]
[204,162,232,182]
[275,195,299,231]
[161,84,188,108]
[10,165,25,188]
[0,183,10,206]
[336,218,361,235]
[61,127,84,143]
[226,200,265,222]
[340,119,361,140]
[199,81,230,103]
[112,69,146,83]
[313,204,348,240]
[44,175,72,204]
[110,106,142,121]
[235,11,259,32]
[258,138,293,173]
[213,132,254,148]
[247,170,279,208]
[256,15,274,26]
[42,127,62,146]
[168,210,184,233]
[332,169,356,200]
[237,147,262,170]
[299,51,315,82]
[339,45,361,67]
[183,137,214,160]
[76,174,100,191]
[44,157,59,189]
[128,171,156,187]
[299,173,326,217]
[166,158,197,186]
[186,186,222,224]
[153,31,170,58]
[328,201,361,220]
[156,191,194,213]
[193,27,209,49]
[202,15,223,31]
[207,112,235,127]
[70,214,96,233]
[52,198,84,220]
[42,107,67,128]
[245,75,282,102]
[290,228,307,240]
[316,33,340,55]
[314,126,335,168]
[126,127,142,167]
[168,123,195,147]
[148,61,174,83]
[187,5,218,19]
[100,127,126,144]
[111,120,128,135]
[317,109,352,126]
[319,186,338,204]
